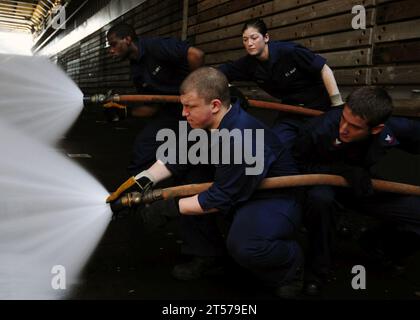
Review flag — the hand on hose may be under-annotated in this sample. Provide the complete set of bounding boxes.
[139,198,181,231]
[331,163,373,197]
[103,102,128,122]
[106,170,154,203]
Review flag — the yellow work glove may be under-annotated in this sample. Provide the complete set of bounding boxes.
[106,171,154,203]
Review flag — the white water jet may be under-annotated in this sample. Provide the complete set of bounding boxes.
[0,120,112,299]
[0,54,83,145]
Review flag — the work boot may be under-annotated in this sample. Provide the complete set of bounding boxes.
[303,275,325,296]
[275,247,304,299]
[275,266,304,299]
[171,256,225,281]
[303,265,334,297]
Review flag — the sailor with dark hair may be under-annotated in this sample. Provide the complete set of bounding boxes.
[106,22,205,174]
[293,86,420,295]
[219,18,342,148]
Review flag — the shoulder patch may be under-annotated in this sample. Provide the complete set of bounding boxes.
[333,138,342,147]
[385,134,395,144]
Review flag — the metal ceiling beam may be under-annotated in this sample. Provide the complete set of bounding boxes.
[43,0,56,7]
[0,12,33,20]
[0,6,33,16]
[0,0,61,33]
[32,8,48,20]
[0,7,32,16]
[2,0,37,9]
[34,0,88,53]
[2,0,50,15]
[0,2,47,24]
[0,21,30,27]
[0,5,43,24]
[0,21,32,30]
[30,14,43,25]
[0,18,33,26]
[0,26,31,32]
[0,3,34,12]
[37,0,54,12]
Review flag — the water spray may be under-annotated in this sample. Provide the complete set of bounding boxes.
[0,54,110,299]
[0,54,84,145]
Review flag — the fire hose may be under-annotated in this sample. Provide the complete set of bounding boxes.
[110,174,420,213]
[83,93,323,117]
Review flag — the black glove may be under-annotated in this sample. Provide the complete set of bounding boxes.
[103,102,128,122]
[134,175,153,194]
[331,163,373,197]
[139,198,180,230]
[109,175,154,220]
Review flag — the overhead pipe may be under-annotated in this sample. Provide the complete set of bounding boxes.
[32,0,64,32]
[0,21,32,31]
[0,0,55,33]
[3,0,42,9]
[0,12,41,25]
[109,174,420,213]
[43,0,56,7]
[0,25,31,32]
[0,3,45,17]
[35,0,53,12]
[0,14,34,24]
[0,10,35,19]
[32,5,49,18]
[30,15,43,26]
[33,0,89,54]
[2,0,49,17]
[0,19,32,27]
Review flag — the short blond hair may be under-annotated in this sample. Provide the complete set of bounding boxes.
[180,67,230,106]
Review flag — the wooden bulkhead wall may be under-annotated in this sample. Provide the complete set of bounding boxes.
[56,0,420,116]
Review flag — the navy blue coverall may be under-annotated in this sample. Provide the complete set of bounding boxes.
[165,101,303,287]
[128,37,191,175]
[219,40,331,147]
[293,109,420,276]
